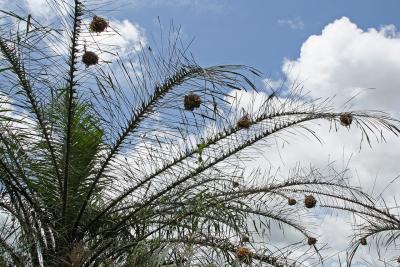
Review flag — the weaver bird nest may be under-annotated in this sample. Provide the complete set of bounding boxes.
[82,51,99,67]
[232,181,240,188]
[340,113,353,127]
[184,93,201,111]
[307,237,317,246]
[235,247,252,264]
[304,195,317,209]
[288,198,297,206]
[360,237,367,246]
[90,16,108,33]
[237,115,251,129]
[240,234,250,243]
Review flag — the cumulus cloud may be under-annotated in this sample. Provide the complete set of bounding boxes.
[275,16,400,194]
[278,17,305,30]
[283,17,400,113]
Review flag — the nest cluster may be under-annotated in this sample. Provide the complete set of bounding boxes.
[235,247,252,264]
[304,195,317,209]
[90,16,108,33]
[184,93,202,111]
[83,15,108,67]
[237,115,251,129]
[340,113,353,127]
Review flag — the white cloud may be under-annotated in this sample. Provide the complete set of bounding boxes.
[278,17,305,30]
[274,16,400,196]
[109,19,146,54]
[25,0,53,19]
[283,17,400,113]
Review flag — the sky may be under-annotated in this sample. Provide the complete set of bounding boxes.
[114,0,400,76]
[5,0,400,266]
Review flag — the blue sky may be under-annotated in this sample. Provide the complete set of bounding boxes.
[116,0,400,76]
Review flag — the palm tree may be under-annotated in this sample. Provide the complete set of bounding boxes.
[0,1,399,266]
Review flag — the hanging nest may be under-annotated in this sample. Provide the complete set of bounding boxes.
[232,181,240,188]
[82,51,99,67]
[235,247,252,264]
[304,195,317,209]
[340,113,353,127]
[89,16,108,33]
[240,234,250,243]
[237,115,251,129]
[360,237,367,246]
[288,198,297,206]
[184,93,201,111]
[307,237,317,246]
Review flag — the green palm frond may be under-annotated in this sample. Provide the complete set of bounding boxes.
[0,1,399,267]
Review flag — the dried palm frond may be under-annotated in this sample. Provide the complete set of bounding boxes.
[235,247,252,264]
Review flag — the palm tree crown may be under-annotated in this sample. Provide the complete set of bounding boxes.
[0,1,399,266]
